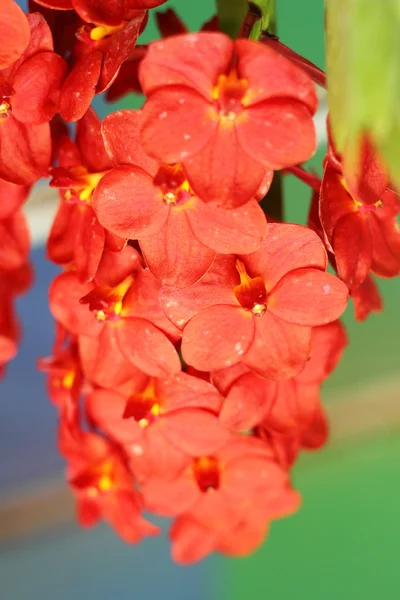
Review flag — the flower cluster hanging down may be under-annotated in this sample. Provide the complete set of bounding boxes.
[1,0,399,564]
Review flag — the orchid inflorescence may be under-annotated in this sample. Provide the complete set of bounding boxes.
[1,0,399,563]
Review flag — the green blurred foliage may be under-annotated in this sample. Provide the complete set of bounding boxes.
[327,0,400,184]
[249,0,276,40]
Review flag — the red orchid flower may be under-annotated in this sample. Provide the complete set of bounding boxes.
[169,508,270,564]
[212,320,347,433]
[142,434,300,562]
[48,108,126,282]
[34,0,167,17]
[106,9,218,102]
[258,406,329,471]
[37,332,83,415]
[92,110,268,287]
[320,138,400,290]
[85,372,228,481]
[58,9,146,121]
[0,260,32,377]
[0,0,30,69]
[0,13,67,184]
[59,418,159,543]
[49,245,181,377]
[139,32,317,208]
[160,224,348,378]
[350,274,383,322]
[0,209,30,272]
[0,178,30,220]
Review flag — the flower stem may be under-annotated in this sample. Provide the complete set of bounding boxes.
[237,4,262,39]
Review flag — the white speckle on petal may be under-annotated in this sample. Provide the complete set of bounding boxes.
[159,111,168,119]
[131,444,143,456]
[323,284,331,294]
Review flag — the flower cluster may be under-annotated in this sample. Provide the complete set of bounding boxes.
[2,0,399,564]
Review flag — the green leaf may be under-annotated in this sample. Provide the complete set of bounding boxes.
[249,0,276,40]
[326,0,400,185]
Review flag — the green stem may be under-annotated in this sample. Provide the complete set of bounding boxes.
[216,0,247,38]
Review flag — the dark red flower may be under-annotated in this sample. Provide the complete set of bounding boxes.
[161,224,348,378]
[59,10,146,121]
[49,245,181,377]
[93,110,268,287]
[60,417,159,542]
[212,320,347,433]
[86,372,228,481]
[0,0,30,69]
[320,136,400,290]
[37,331,83,416]
[0,13,67,184]
[105,9,218,102]
[351,275,383,322]
[139,32,317,207]
[142,435,300,562]
[48,107,123,282]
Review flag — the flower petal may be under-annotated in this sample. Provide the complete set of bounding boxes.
[116,317,181,377]
[160,372,223,414]
[142,472,199,517]
[97,14,145,92]
[333,212,372,289]
[241,222,327,290]
[74,207,105,283]
[183,122,268,208]
[86,388,141,444]
[79,327,144,390]
[342,136,387,206]
[59,51,103,122]
[221,372,277,431]
[93,165,168,239]
[0,118,51,185]
[243,312,311,379]
[140,208,215,287]
[170,515,217,565]
[72,0,125,26]
[187,198,267,254]
[11,51,67,125]
[297,321,347,384]
[141,86,217,163]
[320,162,356,243]
[236,100,316,169]
[369,213,400,278]
[123,268,181,341]
[237,39,317,113]
[0,179,30,220]
[76,107,111,172]
[139,32,234,99]
[0,0,30,69]
[160,255,238,330]
[164,409,230,455]
[351,275,382,322]
[101,109,158,174]
[49,272,103,337]
[182,305,255,371]
[269,268,349,326]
